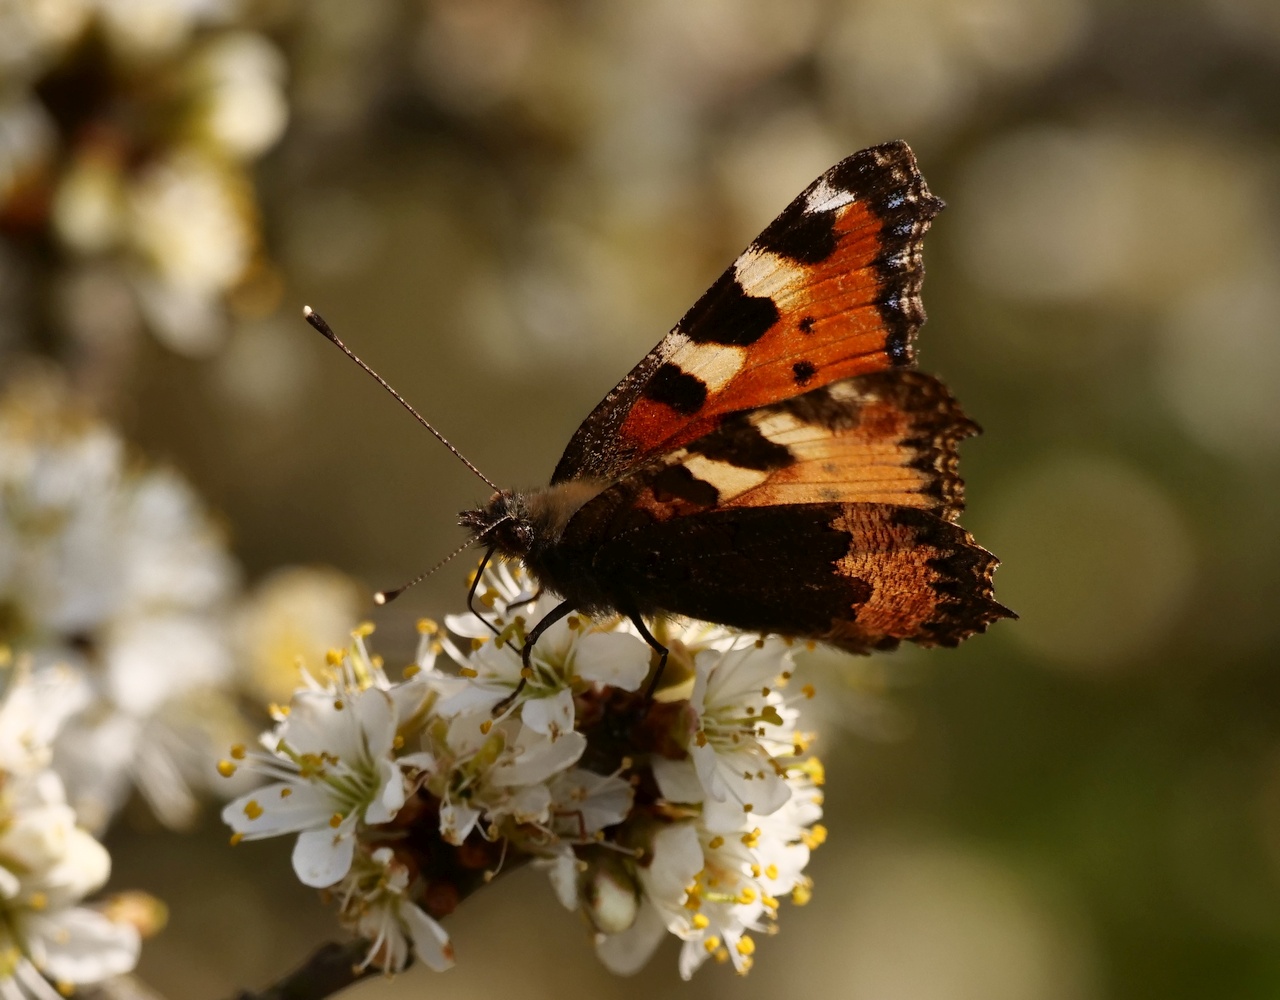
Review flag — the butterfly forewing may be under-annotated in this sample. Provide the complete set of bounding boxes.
[552,141,944,486]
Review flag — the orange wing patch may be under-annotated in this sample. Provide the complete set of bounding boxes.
[819,503,1007,653]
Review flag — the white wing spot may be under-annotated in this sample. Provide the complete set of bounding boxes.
[751,409,807,444]
[733,247,806,300]
[805,179,857,215]
[681,455,770,500]
[670,342,747,392]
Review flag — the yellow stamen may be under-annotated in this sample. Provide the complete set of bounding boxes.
[243,800,263,820]
[329,813,343,829]
[230,744,247,760]
[229,832,243,846]
[403,664,422,679]
[216,760,236,778]
[801,684,816,699]
[460,666,478,678]
[736,935,755,956]
[416,618,439,635]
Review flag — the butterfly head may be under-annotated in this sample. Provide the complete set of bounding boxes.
[459,490,536,558]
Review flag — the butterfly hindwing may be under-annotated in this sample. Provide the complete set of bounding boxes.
[548,370,1008,652]
[578,501,1004,654]
[551,141,945,486]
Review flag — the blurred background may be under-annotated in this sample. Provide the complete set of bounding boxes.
[2,0,1279,997]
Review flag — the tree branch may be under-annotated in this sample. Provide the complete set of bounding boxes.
[229,940,387,1000]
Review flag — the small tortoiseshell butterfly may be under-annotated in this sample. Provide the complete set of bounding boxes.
[311,140,1012,682]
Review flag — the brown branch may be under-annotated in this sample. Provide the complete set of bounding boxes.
[228,940,386,1000]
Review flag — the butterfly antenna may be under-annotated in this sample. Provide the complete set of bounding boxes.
[304,306,499,491]
[374,533,482,605]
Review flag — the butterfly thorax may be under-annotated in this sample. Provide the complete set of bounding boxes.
[458,480,617,612]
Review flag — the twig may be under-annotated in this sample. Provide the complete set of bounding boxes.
[229,940,389,1000]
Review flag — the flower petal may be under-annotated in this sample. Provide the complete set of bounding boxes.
[650,757,704,805]
[403,902,455,971]
[221,783,333,838]
[572,631,651,691]
[521,688,574,738]
[490,730,585,787]
[25,908,140,984]
[292,825,355,887]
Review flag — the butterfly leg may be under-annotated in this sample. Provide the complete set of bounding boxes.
[491,599,577,717]
[520,599,576,676]
[467,546,501,637]
[506,587,543,612]
[625,610,669,700]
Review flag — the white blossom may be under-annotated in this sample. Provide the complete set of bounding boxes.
[651,638,803,829]
[0,662,143,998]
[336,847,453,974]
[429,561,651,734]
[225,557,824,980]
[221,628,429,888]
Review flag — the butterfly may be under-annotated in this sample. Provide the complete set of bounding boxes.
[309,140,1011,687]
[454,141,1012,681]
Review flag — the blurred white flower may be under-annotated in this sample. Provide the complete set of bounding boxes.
[0,371,244,832]
[0,99,56,204]
[0,662,142,998]
[233,564,364,704]
[128,152,252,355]
[193,32,290,158]
[0,1,90,82]
[51,144,126,254]
[93,0,242,61]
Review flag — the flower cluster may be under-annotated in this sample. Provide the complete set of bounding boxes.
[0,370,250,833]
[222,559,825,979]
[0,656,149,998]
[0,0,289,363]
